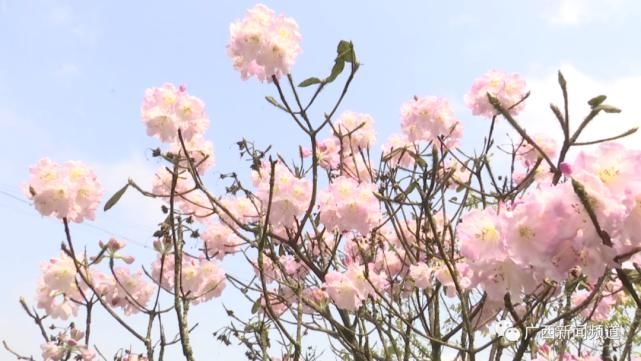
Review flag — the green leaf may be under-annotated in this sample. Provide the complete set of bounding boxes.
[588,95,607,108]
[104,184,129,211]
[298,77,322,87]
[596,104,621,113]
[325,59,345,84]
[336,40,355,63]
[251,298,261,314]
[265,96,285,110]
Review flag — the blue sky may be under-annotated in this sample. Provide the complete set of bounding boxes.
[2,0,641,359]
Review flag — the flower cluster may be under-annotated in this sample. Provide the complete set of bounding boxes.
[141,83,210,144]
[202,221,243,259]
[465,70,528,118]
[323,264,386,311]
[97,267,154,316]
[152,254,226,304]
[36,254,82,320]
[400,96,462,147]
[142,83,216,220]
[252,161,312,227]
[318,175,381,235]
[25,159,103,223]
[335,111,377,149]
[41,327,95,361]
[381,133,416,169]
[228,4,302,81]
[457,142,641,302]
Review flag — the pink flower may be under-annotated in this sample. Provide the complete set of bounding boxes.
[252,161,312,227]
[571,290,615,321]
[434,263,473,298]
[301,287,328,313]
[323,269,364,311]
[280,255,309,278]
[381,134,416,169]
[409,262,433,289]
[36,254,82,320]
[102,268,154,315]
[252,255,281,283]
[319,176,381,235]
[335,111,377,149]
[41,342,65,360]
[228,4,301,82]
[168,134,216,174]
[457,208,507,263]
[465,70,527,118]
[141,83,209,143]
[152,255,226,304]
[218,195,260,227]
[301,137,341,170]
[400,96,462,147]
[25,159,103,223]
[516,133,558,168]
[202,221,242,260]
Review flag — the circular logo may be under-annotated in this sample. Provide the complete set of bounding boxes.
[503,327,522,342]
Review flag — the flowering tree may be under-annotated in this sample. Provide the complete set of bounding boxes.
[5,4,641,361]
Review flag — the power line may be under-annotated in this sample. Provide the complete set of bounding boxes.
[0,188,152,250]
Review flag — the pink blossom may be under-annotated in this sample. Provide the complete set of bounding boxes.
[141,83,209,143]
[168,134,216,174]
[434,263,473,298]
[409,262,433,289]
[465,70,527,118]
[301,287,328,313]
[340,150,376,182]
[218,195,260,227]
[152,255,226,304]
[319,176,381,235]
[335,111,377,149]
[280,255,309,278]
[516,133,558,168]
[228,4,301,82]
[202,221,242,259]
[41,342,65,360]
[400,96,462,147]
[381,133,416,168]
[252,255,281,283]
[151,167,195,196]
[301,137,341,170]
[323,269,364,311]
[102,267,154,315]
[25,159,103,222]
[36,254,82,320]
[457,208,507,263]
[441,158,471,187]
[571,289,616,321]
[252,161,312,227]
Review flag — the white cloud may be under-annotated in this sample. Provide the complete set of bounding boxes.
[46,2,99,47]
[513,64,641,156]
[94,153,164,234]
[546,0,628,26]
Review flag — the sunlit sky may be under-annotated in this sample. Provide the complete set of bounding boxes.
[2,1,641,359]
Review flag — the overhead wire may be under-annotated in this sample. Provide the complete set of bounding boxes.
[0,188,152,249]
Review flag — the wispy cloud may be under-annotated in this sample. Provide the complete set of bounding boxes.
[516,65,641,153]
[546,0,629,26]
[46,1,100,47]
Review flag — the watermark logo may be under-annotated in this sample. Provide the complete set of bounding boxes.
[493,321,624,343]
[493,320,522,342]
